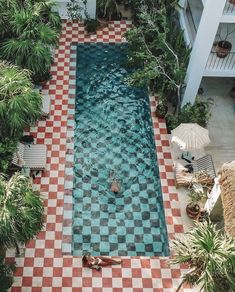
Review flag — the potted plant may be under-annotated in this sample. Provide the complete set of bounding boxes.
[216,25,235,58]
[155,97,168,118]
[171,221,235,292]
[84,18,100,34]
[186,183,205,219]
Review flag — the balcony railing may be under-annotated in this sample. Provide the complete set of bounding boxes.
[224,1,235,14]
[206,52,235,71]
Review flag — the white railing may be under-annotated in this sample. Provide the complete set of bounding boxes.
[224,1,235,14]
[206,51,235,71]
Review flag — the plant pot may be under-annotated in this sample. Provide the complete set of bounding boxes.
[230,86,235,98]
[186,204,200,219]
[229,0,235,4]
[155,104,168,119]
[216,41,232,58]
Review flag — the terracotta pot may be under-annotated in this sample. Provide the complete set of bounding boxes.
[216,41,232,58]
[186,204,200,219]
[229,0,235,4]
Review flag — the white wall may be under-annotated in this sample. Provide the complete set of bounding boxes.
[55,0,96,19]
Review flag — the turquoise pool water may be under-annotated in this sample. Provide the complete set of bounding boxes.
[73,43,169,256]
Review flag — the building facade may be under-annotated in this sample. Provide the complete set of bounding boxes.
[179,0,235,105]
[55,0,96,19]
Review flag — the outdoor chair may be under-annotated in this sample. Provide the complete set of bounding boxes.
[41,95,51,119]
[12,142,47,172]
[175,154,216,188]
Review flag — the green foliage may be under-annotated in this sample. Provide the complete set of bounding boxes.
[187,183,205,209]
[0,62,42,139]
[0,257,16,292]
[124,1,190,110]
[97,0,121,20]
[0,138,18,174]
[166,98,212,133]
[171,221,235,292]
[0,173,44,250]
[0,0,61,82]
[85,19,100,33]
[67,0,88,20]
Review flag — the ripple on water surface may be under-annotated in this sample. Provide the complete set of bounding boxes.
[73,43,169,256]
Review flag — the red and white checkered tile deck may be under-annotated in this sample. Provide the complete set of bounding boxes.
[7,21,192,291]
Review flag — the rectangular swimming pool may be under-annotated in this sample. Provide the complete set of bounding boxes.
[72,43,169,256]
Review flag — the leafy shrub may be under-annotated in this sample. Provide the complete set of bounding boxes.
[0,257,16,292]
[166,98,212,133]
[0,138,18,174]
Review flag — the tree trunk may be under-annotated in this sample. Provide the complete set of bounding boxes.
[15,241,20,255]
[176,278,186,292]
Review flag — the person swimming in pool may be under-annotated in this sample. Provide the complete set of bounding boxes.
[110,179,120,193]
[109,171,121,193]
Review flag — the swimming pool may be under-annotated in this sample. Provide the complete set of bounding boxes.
[73,43,169,256]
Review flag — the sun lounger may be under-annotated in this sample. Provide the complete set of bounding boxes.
[175,155,216,188]
[41,95,51,118]
[12,142,47,171]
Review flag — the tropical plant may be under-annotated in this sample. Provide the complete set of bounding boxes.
[0,173,44,255]
[0,257,16,292]
[0,62,42,139]
[166,98,212,133]
[0,138,18,174]
[97,0,121,20]
[0,0,61,82]
[84,19,100,33]
[171,221,235,292]
[124,1,190,112]
[186,183,206,219]
[67,0,88,20]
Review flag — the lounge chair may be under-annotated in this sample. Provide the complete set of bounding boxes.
[12,142,47,171]
[175,155,216,188]
[192,155,216,180]
[33,87,51,119]
[41,95,51,119]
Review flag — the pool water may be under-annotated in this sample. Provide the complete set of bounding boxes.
[73,43,169,256]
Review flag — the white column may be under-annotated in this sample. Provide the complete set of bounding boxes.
[181,0,226,107]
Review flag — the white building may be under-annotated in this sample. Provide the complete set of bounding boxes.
[55,0,96,19]
[179,0,235,106]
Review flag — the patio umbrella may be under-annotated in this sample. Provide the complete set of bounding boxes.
[171,123,210,150]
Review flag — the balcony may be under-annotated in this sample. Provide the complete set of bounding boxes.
[206,52,235,75]
[224,1,235,15]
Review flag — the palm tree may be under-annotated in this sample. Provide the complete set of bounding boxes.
[0,62,42,138]
[0,0,61,82]
[0,173,44,256]
[171,221,235,292]
[0,257,15,292]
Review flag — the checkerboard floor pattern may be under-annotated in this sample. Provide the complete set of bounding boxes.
[7,21,192,291]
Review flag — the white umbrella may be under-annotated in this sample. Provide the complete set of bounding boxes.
[171,123,210,150]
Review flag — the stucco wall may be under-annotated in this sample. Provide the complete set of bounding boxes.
[55,0,96,19]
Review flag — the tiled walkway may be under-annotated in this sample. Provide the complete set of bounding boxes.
[8,21,191,291]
